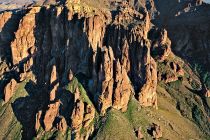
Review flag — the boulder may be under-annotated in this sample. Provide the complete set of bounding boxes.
[151,123,162,139]
[136,127,144,139]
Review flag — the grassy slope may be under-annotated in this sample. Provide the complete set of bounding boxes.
[94,84,206,140]
[95,108,137,140]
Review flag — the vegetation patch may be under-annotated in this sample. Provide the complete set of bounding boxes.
[95,108,136,140]
[65,77,92,105]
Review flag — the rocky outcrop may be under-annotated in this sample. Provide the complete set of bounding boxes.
[151,123,162,139]
[71,99,84,132]
[70,83,96,139]
[159,61,185,83]
[11,7,40,66]
[50,65,58,85]
[97,46,114,115]
[135,127,144,139]
[95,2,157,112]
[0,61,9,79]
[68,69,74,81]
[0,10,23,63]
[113,59,133,112]
[0,12,12,31]
[71,99,96,140]
[205,90,210,98]
[97,46,134,114]
[56,116,67,134]
[204,86,210,98]
[150,28,171,62]
[50,83,59,101]
[35,110,42,132]
[138,45,158,108]
[43,100,60,131]
[83,104,95,128]
[3,79,17,103]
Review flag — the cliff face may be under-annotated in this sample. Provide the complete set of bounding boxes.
[0,0,210,139]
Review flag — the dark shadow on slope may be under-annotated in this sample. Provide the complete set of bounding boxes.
[12,80,48,139]
[57,88,74,126]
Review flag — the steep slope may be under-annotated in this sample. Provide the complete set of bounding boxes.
[0,0,209,140]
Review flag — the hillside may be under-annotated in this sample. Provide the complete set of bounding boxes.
[0,0,210,139]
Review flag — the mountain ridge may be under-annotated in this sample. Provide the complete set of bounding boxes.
[0,0,210,139]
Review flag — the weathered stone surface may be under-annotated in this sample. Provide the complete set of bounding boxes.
[71,99,84,131]
[151,28,171,62]
[70,85,96,139]
[50,65,58,84]
[74,87,80,102]
[68,69,74,81]
[56,116,67,134]
[163,62,185,83]
[151,123,162,139]
[3,79,17,103]
[138,46,157,109]
[11,7,41,65]
[136,127,144,139]
[35,110,42,132]
[0,12,12,32]
[43,101,60,131]
[204,86,210,98]
[83,104,95,128]
[113,59,133,112]
[0,61,9,79]
[206,90,210,98]
[50,83,59,101]
[19,72,27,82]
[121,38,130,73]
[165,76,178,84]
[97,46,115,115]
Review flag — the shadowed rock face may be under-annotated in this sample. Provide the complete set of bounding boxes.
[150,0,210,71]
[0,0,210,139]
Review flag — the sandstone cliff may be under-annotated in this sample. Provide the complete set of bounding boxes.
[0,0,209,139]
